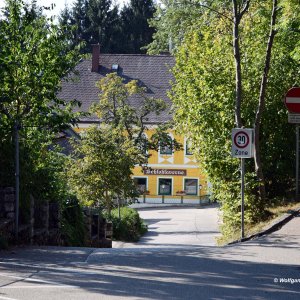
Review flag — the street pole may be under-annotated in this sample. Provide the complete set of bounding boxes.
[296,125,299,201]
[14,121,20,243]
[118,196,121,221]
[241,158,245,239]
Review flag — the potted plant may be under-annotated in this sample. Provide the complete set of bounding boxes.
[176,190,186,195]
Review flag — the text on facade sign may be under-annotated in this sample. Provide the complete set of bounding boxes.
[143,169,187,176]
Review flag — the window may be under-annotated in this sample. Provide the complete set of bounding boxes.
[134,177,147,194]
[160,136,173,155]
[158,178,172,195]
[185,139,193,156]
[184,179,198,195]
[111,64,119,71]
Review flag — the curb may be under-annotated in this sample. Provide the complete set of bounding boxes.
[129,202,218,210]
[228,206,300,245]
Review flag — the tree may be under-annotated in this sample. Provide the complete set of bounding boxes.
[0,0,82,232]
[0,0,82,133]
[58,0,120,53]
[147,0,204,54]
[171,1,300,237]
[67,126,139,214]
[59,0,91,51]
[59,0,156,54]
[120,0,155,53]
[86,0,120,52]
[67,73,178,212]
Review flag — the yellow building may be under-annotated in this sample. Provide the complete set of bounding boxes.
[132,129,208,204]
[59,45,210,204]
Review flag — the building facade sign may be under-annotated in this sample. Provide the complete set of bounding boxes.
[143,168,187,176]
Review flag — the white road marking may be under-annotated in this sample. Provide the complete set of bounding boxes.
[0,296,18,300]
[2,285,79,289]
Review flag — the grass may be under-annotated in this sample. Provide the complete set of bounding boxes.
[217,201,300,246]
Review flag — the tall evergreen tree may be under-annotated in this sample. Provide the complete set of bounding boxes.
[59,0,121,53]
[120,0,155,53]
[86,0,120,53]
[59,0,156,54]
[72,0,90,46]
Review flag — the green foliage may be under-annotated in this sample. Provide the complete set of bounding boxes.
[147,0,204,54]
[60,196,86,246]
[120,0,155,53]
[0,0,82,131]
[59,0,155,54]
[92,73,179,153]
[0,1,83,235]
[67,73,175,211]
[104,207,147,242]
[67,126,139,211]
[171,1,300,236]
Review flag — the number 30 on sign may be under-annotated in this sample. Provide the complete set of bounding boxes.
[231,128,254,158]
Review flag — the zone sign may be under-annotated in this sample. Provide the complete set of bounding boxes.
[231,128,254,158]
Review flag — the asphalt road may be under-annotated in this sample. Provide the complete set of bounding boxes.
[0,207,299,300]
[113,204,221,248]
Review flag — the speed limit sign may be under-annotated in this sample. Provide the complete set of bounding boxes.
[231,128,254,158]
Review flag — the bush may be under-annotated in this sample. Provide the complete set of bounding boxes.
[104,207,147,242]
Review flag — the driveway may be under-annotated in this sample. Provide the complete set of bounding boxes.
[113,204,221,248]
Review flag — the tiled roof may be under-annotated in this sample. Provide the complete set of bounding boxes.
[58,54,175,124]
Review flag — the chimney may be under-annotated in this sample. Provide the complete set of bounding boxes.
[91,44,100,72]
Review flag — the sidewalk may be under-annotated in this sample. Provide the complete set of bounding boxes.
[223,210,300,266]
[229,205,300,244]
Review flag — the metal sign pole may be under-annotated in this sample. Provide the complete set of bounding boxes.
[232,128,254,240]
[296,125,299,200]
[241,157,245,239]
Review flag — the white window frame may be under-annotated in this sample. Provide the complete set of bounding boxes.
[184,138,193,156]
[183,177,199,196]
[157,177,173,196]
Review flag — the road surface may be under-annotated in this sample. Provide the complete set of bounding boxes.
[0,207,299,299]
[113,205,221,248]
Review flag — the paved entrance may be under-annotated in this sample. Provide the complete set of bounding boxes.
[113,204,221,248]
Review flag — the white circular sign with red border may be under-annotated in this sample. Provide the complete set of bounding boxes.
[231,128,254,158]
[234,131,250,149]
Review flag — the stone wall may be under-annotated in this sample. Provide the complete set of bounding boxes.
[0,187,15,220]
[0,187,112,247]
[0,187,15,242]
[83,208,112,248]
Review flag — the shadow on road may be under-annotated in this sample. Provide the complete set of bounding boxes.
[0,246,299,300]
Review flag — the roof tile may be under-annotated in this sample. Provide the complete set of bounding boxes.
[58,54,175,124]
